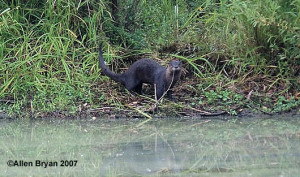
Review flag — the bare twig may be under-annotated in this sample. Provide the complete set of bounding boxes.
[125,104,152,119]
[154,71,175,109]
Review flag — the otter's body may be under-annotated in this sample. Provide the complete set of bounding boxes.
[99,48,181,100]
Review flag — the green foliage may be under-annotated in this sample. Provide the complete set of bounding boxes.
[0,0,105,112]
[273,96,300,113]
[171,54,214,77]
[203,90,244,105]
[0,0,298,114]
[202,89,244,115]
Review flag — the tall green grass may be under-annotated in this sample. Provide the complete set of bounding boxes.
[178,0,299,76]
[0,0,106,113]
[0,0,299,115]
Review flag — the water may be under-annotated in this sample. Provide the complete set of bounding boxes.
[0,116,299,177]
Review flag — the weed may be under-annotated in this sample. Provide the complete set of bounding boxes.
[273,96,300,113]
[0,0,299,116]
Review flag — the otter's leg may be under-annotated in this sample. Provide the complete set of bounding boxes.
[133,83,143,94]
[166,90,174,100]
[125,78,142,96]
[155,83,165,101]
[125,78,138,90]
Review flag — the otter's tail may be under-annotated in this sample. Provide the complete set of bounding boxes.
[99,45,123,83]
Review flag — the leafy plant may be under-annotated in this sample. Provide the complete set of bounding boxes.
[0,0,298,116]
[273,96,300,113]
[203,90,244,106]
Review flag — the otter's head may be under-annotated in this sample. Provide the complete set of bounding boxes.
[165,60,181,86]
[168,60,181,72]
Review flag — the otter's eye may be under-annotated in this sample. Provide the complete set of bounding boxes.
[169,60,181,69]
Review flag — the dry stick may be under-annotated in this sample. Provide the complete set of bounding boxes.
[136,118,152,127]
[154,71,175,108]
[190,120,211,127]
[0,99,15,103]
[170,101,227,116]
[125,104,152,119]
[168,102,212,114]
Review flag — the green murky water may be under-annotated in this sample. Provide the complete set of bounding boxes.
[0,116,299,177]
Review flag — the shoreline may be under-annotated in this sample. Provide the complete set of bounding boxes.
[1,104,299,120]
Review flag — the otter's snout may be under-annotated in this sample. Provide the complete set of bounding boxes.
[172,66,180,71]
[169,60,181,71]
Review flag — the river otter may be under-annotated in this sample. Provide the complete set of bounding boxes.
[99,47,181,100]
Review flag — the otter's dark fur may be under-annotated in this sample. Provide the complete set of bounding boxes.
[99,47,181,100]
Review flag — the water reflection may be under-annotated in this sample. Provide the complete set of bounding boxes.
[101,136,180,176]
[99,117,300,177]
[0,116,299,177]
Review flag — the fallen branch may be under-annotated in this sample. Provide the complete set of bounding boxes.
[168,101,227,116]
[125,104,152,119]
